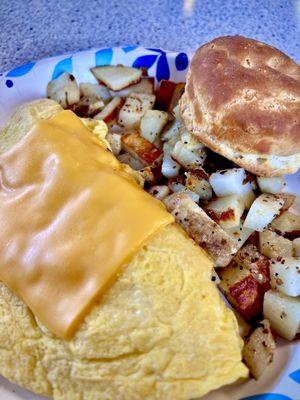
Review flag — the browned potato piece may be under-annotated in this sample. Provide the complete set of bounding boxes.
[263,289,300,340]
[219,245,270,320]
[148,185,170,200]
[163,192,239,267]
[259,230,293,258]
[121,133,162,167]
[117,152,144,171]
[118,93,155,130]
[110,77,154,97]
[271,211,300,239]
[47,72,80,108]
[139,166,158,184]
[94,96,123,123]
[154,80,185,111]
[242,320,275,379]
[91,65,142,91]
[106,133,122,156]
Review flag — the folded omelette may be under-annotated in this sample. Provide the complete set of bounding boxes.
[0,99,248,400]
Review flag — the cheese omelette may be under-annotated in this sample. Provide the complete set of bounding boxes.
[0,99,248,400]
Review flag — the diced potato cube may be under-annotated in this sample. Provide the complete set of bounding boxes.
[241,188,256,210]
[206,195,245,229]
[280,194,296,212]
[139,166,157,184]
[172,104,182,121]
[91,65,142,91]
[271,211,300,236]
[263,290,300,340]
[108,124,125,135]
[161,119,182,145]
[225,275,265,321]
[161,144,181,178]
[168,82,185,111]
[259,230,293,258]
[148,185,170,200]
[209,168,252,196]
[234,245,270,288]
[140,110,169,143]
[219,245,270,320]
[167,181,200,202]
[171,141,206,170]
[242,319,275,379]
[80,83,112,101]
[293,238,300,256]
[180,131,204,151]
[94,96,123,123]
[110,77,154,97]
[270,257,300,296]
[73,96,105,118]
[121,133,162,166]
[154,80,177,111]
[185,170,213,200]
[118,93,155,130]
[244,194,285,232]
[154,80,185,111]
[225,222,254,250]
[106,133,122,156]
[163,193,239,267]
[117,152,144,171]
[47,72,79,108]
[257,176,286,194]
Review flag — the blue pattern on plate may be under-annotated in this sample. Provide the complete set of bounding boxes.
[95,48,113,66]
[122,46,137,53]
[289,369,300,384]
[5,79,13,88]
[240,394,293,400]
[6,61,35,77]
[146,47,165,54]
[156,52,170,81]
[175,52,189,71]
[52,57,73,80]
[132,55,158,69]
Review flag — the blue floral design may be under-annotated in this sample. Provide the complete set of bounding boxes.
[146,47,165,54]
[95,48,113,66]
[132,49,170,81]
[52,57,73,80]
[240,394,293,400]
[6,61,35,77]
[122,46,137,53]
[156,53,170,81]
[175,52,189,71]
[289,369,300,384]
[6,79,13,88]
[132,55,158,69]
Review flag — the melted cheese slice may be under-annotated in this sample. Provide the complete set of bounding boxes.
[0,110,173,338]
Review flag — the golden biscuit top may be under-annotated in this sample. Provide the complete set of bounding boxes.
[181,35,300,157]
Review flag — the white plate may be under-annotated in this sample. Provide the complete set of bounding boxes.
[0,47,299,400]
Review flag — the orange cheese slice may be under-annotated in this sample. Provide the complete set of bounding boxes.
[0,110,173,338]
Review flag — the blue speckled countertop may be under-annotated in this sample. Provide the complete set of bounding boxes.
[0,0,299,72]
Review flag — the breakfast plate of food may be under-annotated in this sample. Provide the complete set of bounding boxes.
[0,36,299,400]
